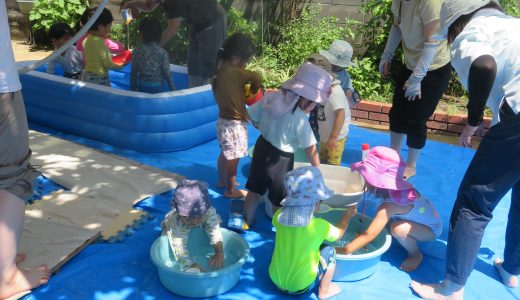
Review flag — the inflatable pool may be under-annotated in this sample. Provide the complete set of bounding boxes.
[17,61,218,152]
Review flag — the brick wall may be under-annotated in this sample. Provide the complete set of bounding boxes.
[351,100,492,137]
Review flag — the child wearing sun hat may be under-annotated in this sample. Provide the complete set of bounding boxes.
[337,146,442,272]
[320,40,359,105]
[269,166,356,299]
[244,63,334,225]
[161,179,224,272]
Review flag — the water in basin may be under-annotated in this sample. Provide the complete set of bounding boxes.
[315,209,386,255]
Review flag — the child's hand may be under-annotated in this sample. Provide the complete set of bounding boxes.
[344,205,357,218]
[209,251,224,269]
[326,137,338,151]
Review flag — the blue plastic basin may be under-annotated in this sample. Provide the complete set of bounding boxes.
[150,228,249,298]
[315,211,392,281]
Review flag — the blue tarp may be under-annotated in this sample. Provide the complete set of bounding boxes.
[24,123,520,300]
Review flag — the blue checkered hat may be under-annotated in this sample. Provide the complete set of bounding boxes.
[278,166,334,227]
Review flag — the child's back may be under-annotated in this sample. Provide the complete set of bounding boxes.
[212,33,261,198]
[130,18,174,93]
[270,210,338,291]
[213,61,261,121]
[268,167,355,298]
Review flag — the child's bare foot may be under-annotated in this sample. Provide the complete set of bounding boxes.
[318,282,341,300]
[0,265,50,299]
[404,166,416,180]
[400,252,423,272]
[16,253,26,265]
[410,280,464,300]
[224,189,247,199]
[494,259,518,288]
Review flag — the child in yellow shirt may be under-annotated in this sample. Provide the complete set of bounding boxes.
[81,8,127,86]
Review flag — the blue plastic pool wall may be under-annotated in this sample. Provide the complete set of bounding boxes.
[20,63,217,152]
[37,63,190,91]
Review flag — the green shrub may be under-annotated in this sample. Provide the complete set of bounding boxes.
[247,53,291,88]
[110,7,260,66]
[263,9,350,70]
[500,0,520,16]
[348,57,393,102]
[227,8,260,46]
[29,0,89,32]
[249,8,352,88]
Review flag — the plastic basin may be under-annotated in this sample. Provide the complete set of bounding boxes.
[150,228,249,298]
[315,211,392,281]
[294,162,365,207]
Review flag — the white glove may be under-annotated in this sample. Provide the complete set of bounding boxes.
[404,42,438,100]
[379,25,402,77]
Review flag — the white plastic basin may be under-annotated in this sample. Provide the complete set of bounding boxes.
[294,162,365,207]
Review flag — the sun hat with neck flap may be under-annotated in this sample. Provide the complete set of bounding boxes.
[282,62,333,104]
[433,0,497,41]
[261,62,333,118]
[278,166,335,227]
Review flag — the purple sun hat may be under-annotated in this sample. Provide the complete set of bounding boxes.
[172,179,211,217]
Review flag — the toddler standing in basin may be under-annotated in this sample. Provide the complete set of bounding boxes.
[162,179,224,272]
[337,146,442,272]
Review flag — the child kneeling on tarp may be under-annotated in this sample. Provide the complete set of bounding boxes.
[338,146,442,272]
[162,179,224,272]
[269,166,356,299]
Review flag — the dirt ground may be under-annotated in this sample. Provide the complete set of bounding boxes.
[11,39,52,62]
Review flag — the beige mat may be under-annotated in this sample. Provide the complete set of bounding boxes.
[29,131,181,205]
[16,131,182,274]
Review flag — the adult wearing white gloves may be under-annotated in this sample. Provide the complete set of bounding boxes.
[380,0,451,179]
[411,1,520,299]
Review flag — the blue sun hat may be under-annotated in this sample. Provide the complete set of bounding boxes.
[172,179,211,217]
[278,166,334,227]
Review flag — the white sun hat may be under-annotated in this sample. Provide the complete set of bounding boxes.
[319,40,353,68]
[433,0,497,41]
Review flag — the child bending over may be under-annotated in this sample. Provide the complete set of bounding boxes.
[47,23,83,79]
[130,17,175,93]
[81,8,127,86]
[162,179,224,272]
[338,146,442,272]
[244,63,333,225]
[269,166,356,299]
[212,33,262,198]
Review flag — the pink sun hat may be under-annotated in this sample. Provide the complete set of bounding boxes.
[350,146,413,191]
[282,63,333,104]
